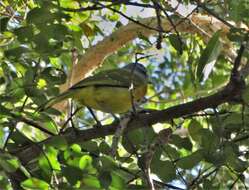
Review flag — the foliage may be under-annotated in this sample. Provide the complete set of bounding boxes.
[0,0,249,189]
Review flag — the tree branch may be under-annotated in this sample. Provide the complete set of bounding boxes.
[61,14,245,92]
[11,75,243,165]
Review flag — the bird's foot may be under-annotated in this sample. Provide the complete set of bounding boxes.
[93,120,103,128]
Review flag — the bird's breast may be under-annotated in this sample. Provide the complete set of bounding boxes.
[73,85,147,113]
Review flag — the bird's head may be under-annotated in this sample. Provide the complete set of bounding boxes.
[123,63,147,78]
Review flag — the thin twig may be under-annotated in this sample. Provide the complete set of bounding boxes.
[156,1,184,53]
[60,106,82,134]
[3,124,15,150]
[111,117,129,157]
[189,167,219,189]
[95,1,166,34]
[194,0,235,29]
[152,0,163,49]
[62,1,154,12]
[162,147,188,186]
[9,112,55,136]
[144,128,172,190]
[231,42,246,77]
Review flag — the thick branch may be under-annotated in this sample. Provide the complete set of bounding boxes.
[11,77,242,165]
[55,14,246,110]
[63,14,242,90]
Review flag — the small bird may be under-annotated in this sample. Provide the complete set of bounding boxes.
[41,63,148,113]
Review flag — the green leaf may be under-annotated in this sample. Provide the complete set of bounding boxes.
[48,136,68,150]
[39,146,61,173]
[32,33,51,53]
[7,130,31,148]
[99,156,117,171]
[80,22,94,37]
[228,0,249,22]
[188,119,203,142]
[107,13,119,21]
[40,24,69,41]
[27,7,54,24]
[110,171,125,189]
[203,179,216,190]
[99,141,111,154]
[151,160,176,182]
[177,150,203,169]
[14,26,33,43]
[0,17,10,32]
[4,47,29,59]
[170,135,192,151]
[203,150,226,166]
[224,144,248,172]
[242,86,249,104]
[169,34,184,54]
[200,129,219,151]
[228,156,248,173]
[79,155,92,170]
[122,128,155,153]
[51,24,69,40]
[0,127,5,149]
[128,184,147,189]
[0,105,11,117]
[227,28,245,43]
[83,175,101,189]
[99,171,112,189]
[41,67,67,85]
[24,86,43,98]
[162,145,180,160]
[44,120,59,134]
[223,113,244,125]
[0,154,20,172]
[21,177,50,190]
[196,30,222,82]
[70,144,82,153]
[62,166,83,185]
[81,140,99,153]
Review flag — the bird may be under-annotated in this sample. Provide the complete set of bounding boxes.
[40,63,148,114]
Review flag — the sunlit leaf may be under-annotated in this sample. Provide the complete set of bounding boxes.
[0,154,20,173]
[21,178,50,190]
[82,175,101,189]
[110,171,125,190]
[196,30,222,82]
[79,155,92,170]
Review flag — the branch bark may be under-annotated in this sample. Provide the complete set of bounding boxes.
[62,13,243,90]
[54,13,247,110]
[11,74,244,166]
[8,11,249,187]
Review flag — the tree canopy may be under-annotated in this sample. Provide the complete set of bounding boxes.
[0,0,249,189]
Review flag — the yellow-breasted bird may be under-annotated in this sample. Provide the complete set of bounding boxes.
[41,63,148,113]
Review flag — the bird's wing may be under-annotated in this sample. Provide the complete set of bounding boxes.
[71,68,144,89]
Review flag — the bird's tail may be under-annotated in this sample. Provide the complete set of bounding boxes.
[37,91,73,112]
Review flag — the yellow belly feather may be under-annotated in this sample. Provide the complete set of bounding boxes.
[72,85,147,113]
